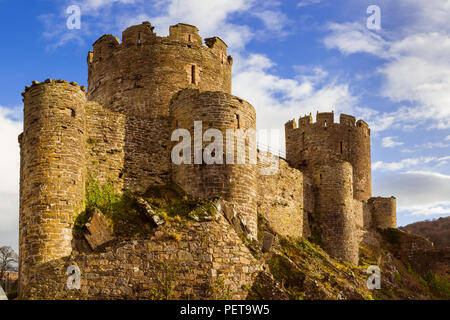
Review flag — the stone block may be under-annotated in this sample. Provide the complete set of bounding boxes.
[136,197,165,227]
[84,209,113,250]
[262,232,275,253]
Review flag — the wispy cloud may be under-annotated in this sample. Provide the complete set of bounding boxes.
[323,1,450,131]
[39,0,299,52]
[373,156,450,172]
[324,22,389,57]
[407,202,450,217]
[297,0,321,8]
[381,136,403,148]
[373,170,450,218]
[232,53,360,152]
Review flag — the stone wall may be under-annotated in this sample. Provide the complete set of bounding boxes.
[85,101,125,191]
[87,22,232,118]
[257,157,305,239]
[123,116,171,193]
[22,215,262,300]
[170,89,258,238]
[312,161,359,264]
[19,80,87,292]
[369,197,397,229]
[285,112,371,201]
[86,22,233,193]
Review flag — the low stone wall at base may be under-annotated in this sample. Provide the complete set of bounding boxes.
[22,215,262,300]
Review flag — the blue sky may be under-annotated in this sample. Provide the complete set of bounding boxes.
[1,0,450,250]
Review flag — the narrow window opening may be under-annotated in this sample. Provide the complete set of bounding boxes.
[236,114,240,129]
[324,120,327,127]
[188,34,192,42]
[138,32,141,45]
[319,173,323,184]
[191,65,196,84]
[340,141,343,154]
[71,109,76,118]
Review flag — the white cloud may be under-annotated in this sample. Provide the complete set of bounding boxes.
[446,135,450,141]
[373,156,450,172]
[373,170,450,218]
[80,0,139,11]
[0,106,22,250]
[322,2,450,131]
[0,193,19,251]
[297,0,321,8]
[252,10,291,36]
[42,0,298,52]
[232,53,361,152]
[0,107,22,193]
[407,203,450,217]
[324,22,389,57]
[381,136,403,148]
[143,0,255,50]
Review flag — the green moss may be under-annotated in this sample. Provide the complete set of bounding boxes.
[394,271,402,282]
[207,275,233,300]
[406,264,428,288]
[241,284,251,291]
[268,254,305,300]
[74,177,148,238]
[144,184,217,222]
[149,260,179,300]
[424,272,450,298]
[359,246,378,266]
[75,178,218,240]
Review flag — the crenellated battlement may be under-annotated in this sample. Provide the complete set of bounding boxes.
[88,22,230,68]
[286,112,368,131]
[285,111,372,201]
[87,22,233,118]
[22,78,86,97]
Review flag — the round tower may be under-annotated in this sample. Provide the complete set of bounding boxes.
[87,22,232,118]
[86,22,233,193]
[19,80,86,294]
[285,112,372,201]
[170,89,258,237]
[313,161,359,264]
[369,197,397,229]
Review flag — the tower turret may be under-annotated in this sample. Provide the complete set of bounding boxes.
[87,21,232,118]
[170,89,258,238]
[86,22,233,193]
[285,112,372,201]
[312,161,359,264]
[19,80,87,294]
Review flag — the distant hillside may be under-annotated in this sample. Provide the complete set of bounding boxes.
[401,217,450,248]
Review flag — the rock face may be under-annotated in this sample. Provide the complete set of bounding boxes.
[84,209,114,250]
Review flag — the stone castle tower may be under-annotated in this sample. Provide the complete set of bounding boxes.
[18,22,396,298]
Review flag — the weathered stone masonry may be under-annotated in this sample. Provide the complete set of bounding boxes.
[285,113,396,265]
[18,21,397,299]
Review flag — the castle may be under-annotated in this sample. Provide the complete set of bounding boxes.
[18,22,396,299]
